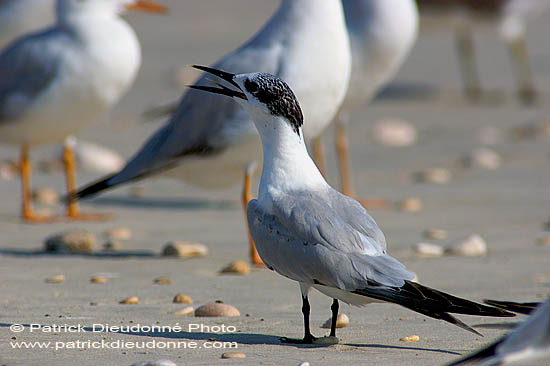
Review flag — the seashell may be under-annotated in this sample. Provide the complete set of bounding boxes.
[173,294,193,304]
[45,275,65,283]
[195,303,240,317]
[413,242,444,257]
[446,234,488,257]
[321,313,349,329]
[220,260,250,275]
[162,242,208,258]
[44,230,96,254]
[120,296,139,304]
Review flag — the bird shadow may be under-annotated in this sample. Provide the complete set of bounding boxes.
[472,321,519,330]
[347,343,461,355]
[85,196,237,211]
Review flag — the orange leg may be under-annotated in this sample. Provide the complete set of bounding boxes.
[20,144,53,222]
[242,164,264,266]
[64,144,110,221]
[506,35,537,105]
[312,135,327,178]
[335,116,388,210]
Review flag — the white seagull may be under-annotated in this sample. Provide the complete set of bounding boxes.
[417,0,550,104]
[448,298,550,366]
[70,0,351,265]
[331,0,419,201]
[0,0,166,222]
[188,65,515,344]
[0,0,56,50]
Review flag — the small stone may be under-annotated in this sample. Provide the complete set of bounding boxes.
[90,276,109,284]
[461,148,502,170]
[173,294,193,304]
[400,335,420,342]
[130,360,177,366]
[321,313,349,329]
[129,186,148,198]
[423,229,448,240]
[103,227,132,241]
[446,234,488,257]
[120,296,139,304]
[44,230,97,254]
[413,242,444,257]
[172,306,194,316]
[414,168,452,184]
[103,240,124,251]
[32,187,59,206]
[220,260,250,275]
[154,277,172,284]
[398,198,423,212]
[372,119,417,147]
[45,275,65,283]
[0,160,17,180]
[536,233,550,247]
[297,363,311,366]
[221,352,246,359]
[162,242,208,258]
[195,303,240,317]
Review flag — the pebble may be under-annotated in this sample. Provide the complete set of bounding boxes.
[103,240,124,251]
[173,294,193,304]
[446,234,488,257]
[154,277,172,285]
[297,363,311,366]
[32,187,59,206]
[103,227,132,241]
[162,242,208,258]
[195,303,240,317]
[221,352,246,359]
[44,230,97,254]
[45,275,65,283]
[372,118,417,147]
[398,198,423,212]
[90,276,109,284]
[172,306,194,316]
[130,360,177,366]
[120,296,139,305]
[321,313,349,329]
[423,229,448,240]
[536,233,550,247]
[220,260,250,275]
[414,168,452,184]
[462,148,502,170]
[413,242,444,257]
[0,160,17,180]
[400,335,420,342]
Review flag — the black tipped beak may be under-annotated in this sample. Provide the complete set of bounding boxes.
[187,65,248,100]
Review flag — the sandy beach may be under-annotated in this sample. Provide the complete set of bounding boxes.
[1,1,549,365]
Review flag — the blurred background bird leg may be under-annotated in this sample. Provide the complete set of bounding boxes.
[242,161,263,266]
[312,135,327,177]
[455,24,482,101]
[20,144,52,222]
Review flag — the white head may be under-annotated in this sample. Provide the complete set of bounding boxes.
[56,0,166,20]
[188,65,304,141]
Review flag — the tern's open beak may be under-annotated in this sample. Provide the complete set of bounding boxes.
[125,1,168,14]
[187,65,248,100]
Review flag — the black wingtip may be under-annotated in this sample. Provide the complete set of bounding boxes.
[483,299,539,315]
[64,173,117,203]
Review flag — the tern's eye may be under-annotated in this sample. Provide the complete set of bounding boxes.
[245,79,259,94]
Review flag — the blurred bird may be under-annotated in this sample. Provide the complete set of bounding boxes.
[189,66,515,344]
[0,0,167,222]
[329,0,419,203]
[0,0,56,50]
[70,0,351,265]
[448,298,550,366]
[417,0,550,104]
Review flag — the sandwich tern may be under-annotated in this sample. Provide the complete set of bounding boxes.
[70,0,351,265]
[0,0,166,222]
[448,298,550,366]
[188,65,515,344]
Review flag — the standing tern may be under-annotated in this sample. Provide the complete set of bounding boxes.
[0,0,55,50]
[70,0,351,265]
[448,298,550,366]
[0,0,167,222]
[331,0,419,201]
[417,0,550,104]
[188,65,515,344]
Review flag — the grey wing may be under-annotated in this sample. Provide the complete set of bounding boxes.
[0,28,68,123]
[247,193,413,291]
[110,41,283,184]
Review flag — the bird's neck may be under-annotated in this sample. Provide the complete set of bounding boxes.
[256,117,327,204]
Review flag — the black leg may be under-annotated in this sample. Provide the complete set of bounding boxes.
[281,295,317,344]
[330,299,339,337]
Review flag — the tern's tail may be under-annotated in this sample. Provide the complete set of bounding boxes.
[446,337,505,366]
[483,299,540,315]
[354,280,515,335]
